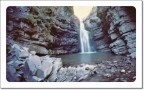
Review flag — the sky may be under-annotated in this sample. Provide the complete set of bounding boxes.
[73,6,93,22]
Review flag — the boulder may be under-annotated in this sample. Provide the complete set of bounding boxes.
[30,51,36,55]
[26,55,41,75]
[32,76,43,82]
[13,60,24,69]
[48,58,62,82]
[19,51,29,58]
[104,73,111,78]
[6,65,17,82]
[121,69,126,73]
[28,45,48,55]
[36,60,53,79]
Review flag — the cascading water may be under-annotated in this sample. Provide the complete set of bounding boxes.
[73,6,95,53]
[80,22,95,53]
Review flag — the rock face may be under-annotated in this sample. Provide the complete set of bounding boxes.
[6,6,80,55]
[84,6,136,58]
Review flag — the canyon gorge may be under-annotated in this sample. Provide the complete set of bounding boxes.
[6,6,136,82]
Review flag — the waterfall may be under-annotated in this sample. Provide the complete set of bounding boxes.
[80,22,95,53]
[73,6,95,53]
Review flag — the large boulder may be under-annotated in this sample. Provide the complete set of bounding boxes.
[47,58,62,82]
[26,55,41,75]
[36,60,53,79]
[28,45,48,55]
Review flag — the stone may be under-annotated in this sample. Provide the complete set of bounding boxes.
[114,78,120,82]
[110,67,117,73]
[121,69,126,73]
[30,51,36,55]
[113,61,117,63]
[29,45,48,55]
[17,70,24,75]
[73,76,77,80]
[133,76,136,80]
[104,73,111,78]
[48,58,62,82]
[32,76,43,82]
[85,67,90,70]
[12,44,21,51]
[26,55,41,75]
[127,71,131,73]
[119,78,127,82]
[7,61,14,65]
[19,51,29,58]
[14,60,24,69]
[77,74,89,81]
[106,66,111,69]
[36,60,53,79]
[129,52,136,59]
[6,65,17,81]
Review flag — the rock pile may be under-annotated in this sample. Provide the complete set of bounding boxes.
[56,64,97,82]
[7,44,62,82]
[7,44,97,82]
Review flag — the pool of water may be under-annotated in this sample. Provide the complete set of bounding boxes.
[56,52,123,66]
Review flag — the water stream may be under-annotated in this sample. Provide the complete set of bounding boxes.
[80,22,95,53]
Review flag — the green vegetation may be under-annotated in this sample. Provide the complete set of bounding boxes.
[65,6,74,14]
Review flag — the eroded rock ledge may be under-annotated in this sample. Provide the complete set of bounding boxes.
[7,6,80,55]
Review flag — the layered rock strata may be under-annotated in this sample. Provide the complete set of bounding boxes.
[84,6,136,58]
[7,6,80,55]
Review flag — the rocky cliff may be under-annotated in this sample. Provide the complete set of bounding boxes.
[84,6,136,58]
[7,6,80,55]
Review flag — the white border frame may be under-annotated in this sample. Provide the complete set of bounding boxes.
[0,0,143,89]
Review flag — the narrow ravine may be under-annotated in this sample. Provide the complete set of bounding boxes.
[6,6,136,82]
